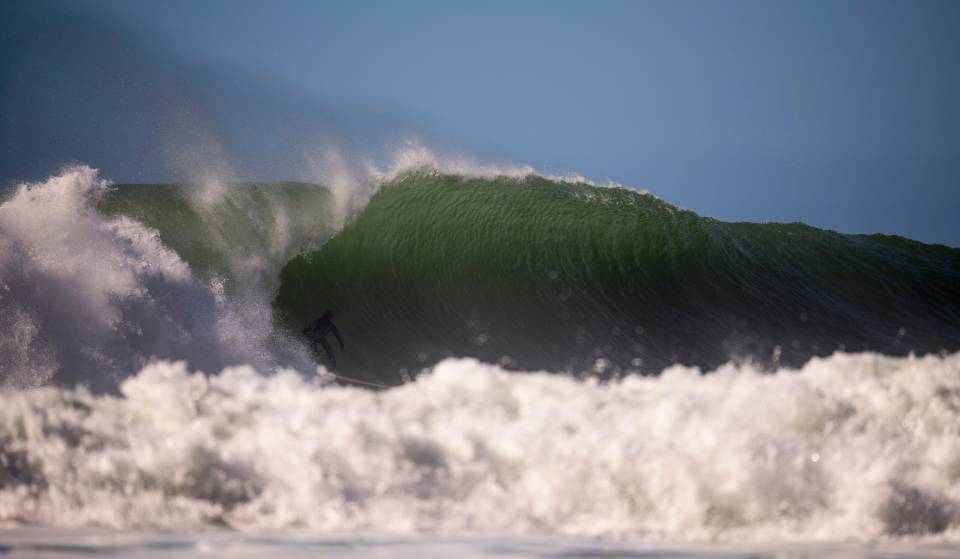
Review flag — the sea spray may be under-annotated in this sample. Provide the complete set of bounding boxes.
[0,168,323,391]
[0,167,226,390]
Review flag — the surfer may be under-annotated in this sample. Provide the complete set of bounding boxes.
[302,310,345,370]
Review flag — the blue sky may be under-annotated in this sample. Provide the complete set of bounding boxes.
[3,1,959,245]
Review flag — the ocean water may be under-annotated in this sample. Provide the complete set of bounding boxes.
[2,530,959,559]
[2,151,960,555]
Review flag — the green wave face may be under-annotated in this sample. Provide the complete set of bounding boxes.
[274,173,960,385]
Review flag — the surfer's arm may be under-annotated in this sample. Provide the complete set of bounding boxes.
[331,324,345,351]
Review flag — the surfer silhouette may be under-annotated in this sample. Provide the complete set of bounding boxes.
[302,310,344,370]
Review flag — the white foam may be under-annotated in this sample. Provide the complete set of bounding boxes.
[0,167,302,390]
[372,139,622,188]
[2,352,958,542]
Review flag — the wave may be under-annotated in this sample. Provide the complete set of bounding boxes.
[274,172,960,385]
[4,161,960,392]
[2,352,959,541]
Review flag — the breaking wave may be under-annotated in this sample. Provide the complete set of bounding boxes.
[0,167,328,391]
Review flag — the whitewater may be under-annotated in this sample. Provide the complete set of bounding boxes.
[2,158,960,557]
[3,353,960,541]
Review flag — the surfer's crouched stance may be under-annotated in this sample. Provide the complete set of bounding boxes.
[302,309,345,370]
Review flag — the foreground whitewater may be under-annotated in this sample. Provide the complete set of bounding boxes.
[2,353,959,542]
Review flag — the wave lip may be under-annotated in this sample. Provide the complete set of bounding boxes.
[2,352,959,541]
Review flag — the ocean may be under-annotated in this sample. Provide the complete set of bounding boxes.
[2,152,959,556]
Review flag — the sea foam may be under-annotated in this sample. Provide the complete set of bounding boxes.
[2,353,958,542]
[0,167,307,391]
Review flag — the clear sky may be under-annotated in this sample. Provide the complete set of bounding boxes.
[2,0,959,245]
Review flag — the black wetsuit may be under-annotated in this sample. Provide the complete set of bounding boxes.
[302,315,345,370]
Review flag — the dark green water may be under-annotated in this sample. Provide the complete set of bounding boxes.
[274,173,960,385]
